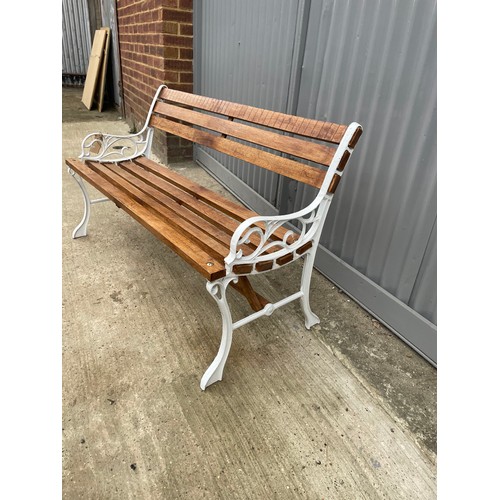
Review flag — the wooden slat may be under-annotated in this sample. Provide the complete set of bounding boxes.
[120,160,254,237]
[133,156,257,223]
[230,277,269,312]
[119,160,291,252]
[296,241,313,255]
[110,163,260,257]
[233,264,254,275]
[159,88,347,144]
[149,115,326,189]
[103,162,246,251]
[66,159,226,281]
[276,253,294,266]
[255,261,274,273]
[349,126,363,148]
[153,101,336,166]
[86,161,233,262]
[132,157,298,244]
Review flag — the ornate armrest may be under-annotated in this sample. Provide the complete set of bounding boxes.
[225,196,330,273]
[79,128,154,162]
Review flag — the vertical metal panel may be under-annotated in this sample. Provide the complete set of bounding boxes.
[195,0,301,206]
[62,0,92,75]
[409,217,437,325]
[294,0,437,320]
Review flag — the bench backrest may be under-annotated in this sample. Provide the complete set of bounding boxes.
[145,86,362,195]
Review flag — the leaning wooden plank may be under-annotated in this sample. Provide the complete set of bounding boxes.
[66,159,226,281]
[153,101,336,165]
[159,88,347,144]
[96,27,110,112]
[82,29,108,110]
[149,116,326,189]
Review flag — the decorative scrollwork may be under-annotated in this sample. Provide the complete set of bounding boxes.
[225,198,331,274]
[79,129,153,162]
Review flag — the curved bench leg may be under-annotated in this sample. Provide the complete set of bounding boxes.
[68,168,91,238]
[300,251,320,329]
[201,277,235,390]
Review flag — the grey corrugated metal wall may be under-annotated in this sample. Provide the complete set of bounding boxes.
[195,0,302,207]
[62,0,92,76]
[194,0,437,363]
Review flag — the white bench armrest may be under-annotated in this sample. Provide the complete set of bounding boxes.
[79,129,154,163]
[225,195,331,273]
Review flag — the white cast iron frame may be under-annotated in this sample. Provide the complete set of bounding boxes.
[201,121,361,389]
[67,85,167,238]
[68,84,361,390]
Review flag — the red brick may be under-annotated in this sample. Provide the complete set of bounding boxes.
[179,23,192,36]
[164,71,180,83]
[168,83,193,93]
[164,9,192,23]
[165,21,178,34]
[179,48,193,60]
[164,47,179,59]
[179,0,193,11]
[164,59,192,72]
[179,72,193,83]
[164,34,192,48]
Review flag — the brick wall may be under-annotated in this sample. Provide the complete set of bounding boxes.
[116,0,193,162]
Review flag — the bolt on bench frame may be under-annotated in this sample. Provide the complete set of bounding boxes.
[67,85,363,390]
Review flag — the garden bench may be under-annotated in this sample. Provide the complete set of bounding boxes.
[66,85,363,390]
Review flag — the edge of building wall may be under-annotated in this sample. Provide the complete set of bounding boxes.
[196,147,437,366]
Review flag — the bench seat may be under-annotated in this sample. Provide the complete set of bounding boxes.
[66,156,309,282]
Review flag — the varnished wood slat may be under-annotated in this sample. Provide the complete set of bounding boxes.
[66,159,226,281]
[328,174,341,194]
[120,160,296,254]
[233,264,254,275]
[296,241,314,255]
[119,160,275,251]
[103,162,255,256]
[153,102,336,166]
[149,115,326,190]
[133,156,258,222]
[121,160,248,234]
[276,253,294,266]
[230,276,269,312]
[133,156,298,244]
[159,88,347,144]
[337,150,351,172]
[86,161,235,262]
[327,151,351,193]
[348,126,363,148]
[255,261,274,272]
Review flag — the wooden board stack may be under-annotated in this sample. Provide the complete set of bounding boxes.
[81,27,110,111]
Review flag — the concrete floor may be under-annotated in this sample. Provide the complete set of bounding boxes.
[62,88,436,499]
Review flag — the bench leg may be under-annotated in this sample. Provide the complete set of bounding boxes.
[201,277,235,390]
[300,251,320,329]
[68,168,91,238]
